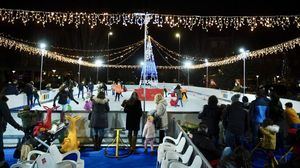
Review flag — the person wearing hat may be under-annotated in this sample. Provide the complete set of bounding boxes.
[0,82,24,167]
[222,94,248,149]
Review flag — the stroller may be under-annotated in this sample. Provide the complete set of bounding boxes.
[14,107,43,159]
[10,123,85,168]
[15,106,63,159]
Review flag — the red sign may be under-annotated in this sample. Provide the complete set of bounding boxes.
[134,88,163,101]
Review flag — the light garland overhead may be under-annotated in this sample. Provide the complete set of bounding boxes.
[151,37,228,63]
[192,37,300,69]
[0,34,299,70]
[63,41,143,59]
[1,8,300,31]
[0,33,144,57]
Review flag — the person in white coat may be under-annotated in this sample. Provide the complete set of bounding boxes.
[154,93,168,143]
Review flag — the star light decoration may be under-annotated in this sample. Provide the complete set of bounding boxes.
[0,8,300,31]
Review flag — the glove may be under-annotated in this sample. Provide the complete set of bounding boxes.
[76,101,79,104]
[53,103,56,107]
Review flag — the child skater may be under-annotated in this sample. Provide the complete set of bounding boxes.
[143,115,156,155]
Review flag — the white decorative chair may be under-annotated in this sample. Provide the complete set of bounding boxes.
[157,137,186,165]
[162,132,183,145]
[160,145,193,168]
[169,155,202,168]
[10,148,78,168]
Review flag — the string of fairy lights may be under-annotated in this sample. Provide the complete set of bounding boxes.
[1,34,299,70]
[193,37,300,69]
[151,37,200,63]
[0,33,144,58]
[0,8,300,31]
[150,37,228,63]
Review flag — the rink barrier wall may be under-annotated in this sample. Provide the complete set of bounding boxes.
[7,84,99,110]
[3,110,199,145]
[7,83,300,112]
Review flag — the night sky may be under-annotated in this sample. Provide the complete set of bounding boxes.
[0,0,300,91]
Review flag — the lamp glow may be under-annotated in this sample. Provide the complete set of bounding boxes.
[95,59,103,67]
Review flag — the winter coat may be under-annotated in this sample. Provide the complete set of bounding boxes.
[33,89,39,98]
[53,90,78,105]
[155,99,168,130]
[191,131,220,161]
[23,83,33,96]
[87,83,94,91]
[174,89,182,99]
[123,99,143,131]
[260,125,279,150]
[249,97,270,124]
[114,84,122,94]
[285,108,300,125]
[78,83,84,90]
[198,105,221,136]
[269,101,284,124]
[84,100,93,111]
[0,95,22,133]
[102,83,107,90]
[5,84,19,95]
[222,102,247,135]
[90,97,109,128]
[142,121,156,139]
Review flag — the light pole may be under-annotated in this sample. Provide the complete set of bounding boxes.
[39,42,46,92]
[184,61,192,86]
[95,59,103,83]
[78,57,82,83]
[239,48,249,95]
[256,75,259,88]
[205,59,209,88]
[175,33,181,82]
[107,31,113,83]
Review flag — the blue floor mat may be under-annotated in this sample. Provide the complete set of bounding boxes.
[251,148,293,168]
[5,148,157,168]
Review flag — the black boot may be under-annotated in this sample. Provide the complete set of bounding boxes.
[98,136,103,150]
[131,136,137,153]
[128,135,132,151]
[93,135,99,151]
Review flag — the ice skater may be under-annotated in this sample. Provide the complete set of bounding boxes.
[33,87,41,107]
[53,85,79,122]
[77,81,85,99]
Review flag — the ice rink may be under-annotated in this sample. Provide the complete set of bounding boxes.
[4,87,231,146]
[31,88,230,112]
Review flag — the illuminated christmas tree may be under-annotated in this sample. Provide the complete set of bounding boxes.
[139,36,158,87]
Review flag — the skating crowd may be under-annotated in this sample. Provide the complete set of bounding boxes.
[1,79,300,168]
